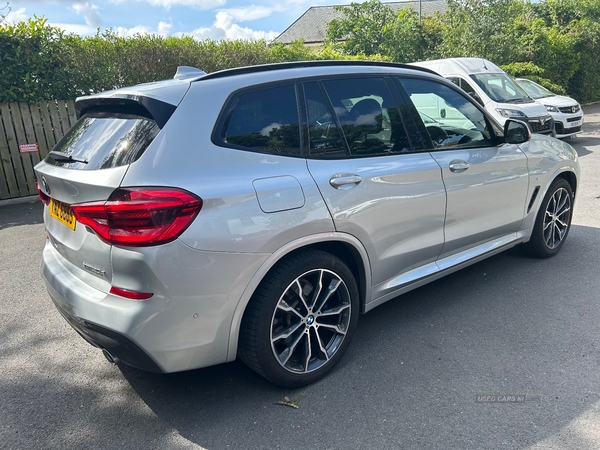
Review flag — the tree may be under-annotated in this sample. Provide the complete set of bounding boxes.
[381,8,423,63]
[326,0,396,56]
[436,0,519,63]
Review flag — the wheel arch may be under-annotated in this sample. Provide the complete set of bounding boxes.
[226,233,371,361]
[536,167,578,216]
[555,169,577,197]
[525,166,578,231]
[521,167,576,257]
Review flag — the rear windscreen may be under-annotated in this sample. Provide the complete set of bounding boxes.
[46,112,160,170]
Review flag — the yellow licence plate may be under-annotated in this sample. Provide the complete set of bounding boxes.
[49,198,76,230]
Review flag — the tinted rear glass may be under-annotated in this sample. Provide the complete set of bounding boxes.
[46,112,160,170]
[220,84,301,156]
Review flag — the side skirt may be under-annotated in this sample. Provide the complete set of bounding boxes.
[364,231,529,313]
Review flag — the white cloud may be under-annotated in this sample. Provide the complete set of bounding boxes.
[157,21,172,35]
[8,1,279,41]
[115,21,173,37]
[50,22,97,35]
[145,0,226,10]
[72,2,103,28]
[115,24,154,37]
[181,11,279,41]
[219,5,273,22]
[4,7,28,24]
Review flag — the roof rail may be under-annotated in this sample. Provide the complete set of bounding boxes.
[196,60,439,82]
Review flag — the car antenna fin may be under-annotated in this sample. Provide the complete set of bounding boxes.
[174,66,206,80]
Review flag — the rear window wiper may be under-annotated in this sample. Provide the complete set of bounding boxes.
[48,151,88,164]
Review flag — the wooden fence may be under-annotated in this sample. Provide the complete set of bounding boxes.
[0,100,77,200]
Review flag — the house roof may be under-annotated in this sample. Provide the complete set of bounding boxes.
[274,0,448,45]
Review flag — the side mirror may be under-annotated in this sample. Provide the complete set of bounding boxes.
[504,119,531,145]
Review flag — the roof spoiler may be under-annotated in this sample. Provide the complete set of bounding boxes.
[75,96,176,128]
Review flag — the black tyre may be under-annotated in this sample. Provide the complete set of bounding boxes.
[238,250,359,387]
[523,178,573,258]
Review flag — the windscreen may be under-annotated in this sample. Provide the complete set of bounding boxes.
[516,79,554,99]
[46,112,160,170]
[470,73,533,104]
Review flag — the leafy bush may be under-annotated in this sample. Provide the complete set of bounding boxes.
[0,17,74,102]
[2,0,600,104]
[502,62,567,94]
[0,19,322,103]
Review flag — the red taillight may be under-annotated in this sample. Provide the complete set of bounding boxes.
[37,182,50,205]
[109,286,153,300]
[72,187,202,247]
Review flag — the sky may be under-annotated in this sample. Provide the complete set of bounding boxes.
[1,0,348,41]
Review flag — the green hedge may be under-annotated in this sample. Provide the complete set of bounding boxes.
[2,1,600,104]
[0,18,316,103]
[0,18,388,103]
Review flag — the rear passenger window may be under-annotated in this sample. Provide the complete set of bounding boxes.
[221,85,301,156]
[321,77,411,156]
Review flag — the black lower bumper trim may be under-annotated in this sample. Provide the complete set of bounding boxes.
[53,300,164,373]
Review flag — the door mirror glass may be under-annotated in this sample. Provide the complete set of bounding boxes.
[504,119,531,144]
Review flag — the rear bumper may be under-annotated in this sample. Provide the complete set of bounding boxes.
[52,297,164,372]
[41,239,269,373]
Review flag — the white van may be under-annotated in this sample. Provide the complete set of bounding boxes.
[411,58,555,135]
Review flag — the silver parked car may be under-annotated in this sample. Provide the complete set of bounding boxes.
[35,61,579,387]
[515,77,583,138]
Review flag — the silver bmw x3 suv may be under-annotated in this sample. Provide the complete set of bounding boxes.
[35,61,579,387]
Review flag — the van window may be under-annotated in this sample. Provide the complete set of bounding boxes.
[470,73,532,104]
[448,77,483,105]
[450,77,477,95]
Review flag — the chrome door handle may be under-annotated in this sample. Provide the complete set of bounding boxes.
[329,174,362,189]
[449,160,470,173]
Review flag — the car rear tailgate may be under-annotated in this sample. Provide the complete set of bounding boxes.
[36,162,129,290]
[35,81,190,291]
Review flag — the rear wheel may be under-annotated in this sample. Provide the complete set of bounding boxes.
[523,178,573,258]
[238,250,359,387]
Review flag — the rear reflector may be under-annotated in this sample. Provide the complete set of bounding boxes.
[72,187,202,247]
[110,286,153,300]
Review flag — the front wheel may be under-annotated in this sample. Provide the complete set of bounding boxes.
[522,178,574,258]
[238,250,359,387]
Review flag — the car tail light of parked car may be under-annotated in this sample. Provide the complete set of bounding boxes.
[71,187,202,247]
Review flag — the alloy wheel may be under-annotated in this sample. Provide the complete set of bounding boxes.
[542,187,572,249]
[270,268,352,374]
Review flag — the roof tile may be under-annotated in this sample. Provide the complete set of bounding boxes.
[274,0,448,44]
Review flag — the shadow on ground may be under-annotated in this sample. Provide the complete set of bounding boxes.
[0,200,43,230]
